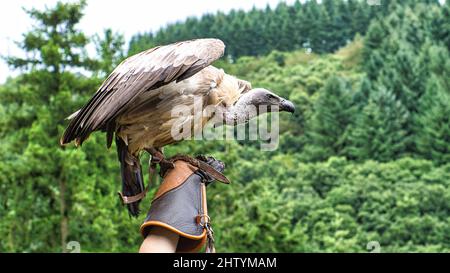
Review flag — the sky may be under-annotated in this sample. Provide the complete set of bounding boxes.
[0,0,296,83]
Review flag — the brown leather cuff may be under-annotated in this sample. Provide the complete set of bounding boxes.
[140,160,210,252]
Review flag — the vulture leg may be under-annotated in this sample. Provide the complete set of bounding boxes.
[145,147,175,176]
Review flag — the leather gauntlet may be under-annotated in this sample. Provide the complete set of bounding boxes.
[140,156,226,253]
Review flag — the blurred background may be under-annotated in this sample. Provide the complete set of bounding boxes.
[0,0,448,252]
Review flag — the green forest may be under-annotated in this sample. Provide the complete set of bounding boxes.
[0,0,449,252]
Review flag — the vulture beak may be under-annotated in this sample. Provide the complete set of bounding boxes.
[279,99,295,114]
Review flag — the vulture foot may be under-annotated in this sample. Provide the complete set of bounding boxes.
[145,147,175,177]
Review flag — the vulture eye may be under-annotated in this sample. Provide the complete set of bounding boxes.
[266,94,277,100]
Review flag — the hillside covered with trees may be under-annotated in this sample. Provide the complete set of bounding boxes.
[0,0,449,252]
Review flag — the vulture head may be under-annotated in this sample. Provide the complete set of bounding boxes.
[242,88,295,113]
[219,88,295,125]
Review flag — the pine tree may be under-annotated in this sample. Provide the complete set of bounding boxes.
[440,2,450,50]
[418,43,450,93]
[3,1,129,252]
[127,0,391,58]
[376,43,424,113]
[349,0,370,37]
[305,0,328,53]
[274,2,294,52]
[351,76,372,109]
[321,0,355,52]
[415,77,450,165]
[346,87,410,161]
[304,76,353,161]
[93,29,125,76]
[363,20,389,79]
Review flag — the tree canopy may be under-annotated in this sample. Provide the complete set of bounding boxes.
[129,0,383,58]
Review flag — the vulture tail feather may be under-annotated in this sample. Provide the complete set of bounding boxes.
[116,136,144,217]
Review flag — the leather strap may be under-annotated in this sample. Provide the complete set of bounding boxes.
[118,160,157,205]
[166,155,230,184]
[205,223,216,253]
[201,182,216,253]
[118,190,147,205]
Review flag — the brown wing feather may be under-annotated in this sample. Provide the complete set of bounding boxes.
[61,38,225,146]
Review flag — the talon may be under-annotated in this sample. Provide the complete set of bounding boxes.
[160,160,175,172]
[151,154,163,163]
[145,147,175,177]
[146,147,165,163]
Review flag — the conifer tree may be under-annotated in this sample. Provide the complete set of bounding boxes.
[351,76,372,109]
[3,1,129,252]
[415,77,450,165]
[93,29,125,76]
[346,87,409,161]
[304,76,353,161]
[128,0,385,58]
[6,0,92,252]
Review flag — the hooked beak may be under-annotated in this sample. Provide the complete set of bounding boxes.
[279,99,295,113]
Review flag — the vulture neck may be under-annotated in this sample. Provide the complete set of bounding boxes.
[221,92,260,125]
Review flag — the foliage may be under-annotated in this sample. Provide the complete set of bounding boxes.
[303,76,353,161]
[0,1,136,252]
[128,0,384,58]
[345,87,410,161]
[415,78,450,165]
[210,156,450,252]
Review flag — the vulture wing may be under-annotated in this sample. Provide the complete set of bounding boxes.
[61,38,225,146]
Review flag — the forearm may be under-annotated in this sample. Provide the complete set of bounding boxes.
[139,226,179,253]
[138,156,226,253]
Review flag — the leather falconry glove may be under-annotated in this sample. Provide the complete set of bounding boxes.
[140,155,227,253]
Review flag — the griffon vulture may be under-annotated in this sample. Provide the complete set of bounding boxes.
[61,38,295,216]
